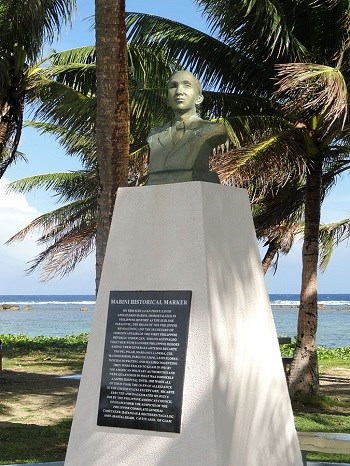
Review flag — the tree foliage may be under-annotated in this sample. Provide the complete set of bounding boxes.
[0,0,77,177]
[7,2,350,400]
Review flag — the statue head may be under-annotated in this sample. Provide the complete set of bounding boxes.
[146,69,227,185]
[167,70,204,116]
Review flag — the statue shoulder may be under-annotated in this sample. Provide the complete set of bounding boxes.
[200,119,227,133]
[148,121,171,139]
[194,119,227,142]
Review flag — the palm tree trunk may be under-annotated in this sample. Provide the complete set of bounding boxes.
[95,0,130,293]
[0,120,10,153]
[0,101,11,174]
[289,156,322,400]
[261,239,280,274]
[0,98,24,178]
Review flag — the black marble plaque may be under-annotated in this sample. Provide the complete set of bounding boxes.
[97,290,192,433]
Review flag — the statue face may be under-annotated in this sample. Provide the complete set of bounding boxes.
[168,71,204,113]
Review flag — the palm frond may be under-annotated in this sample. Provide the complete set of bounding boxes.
[261,220,301,253]
[129,144,149,186]
[42,47,97,95]
[6,198,96,280]
[326,125,350,156]
[259,218,301,273]
[48,46,96,66]
[26,225,95,281]
[6,199,89,242]
[293,0,350,64]
[253,185,306,238]
[214,117,307,196]
[129,88,171,143]
[196,0,309,61]
[25,120,96,167]
[0,0,77,61]
[202,90,276,118]
[6,171,97,204]
[29,79,95,136]
[128,43,177,90]
[319,217,350,269]
[126,12,273,96]
[0,148,27,170]
[275,63,348,136]
[46,62,96,96]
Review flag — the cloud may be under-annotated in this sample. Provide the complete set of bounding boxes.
[0,178,40,244]
[0,178,40,255]
[0,177,95,294]
[0,178,38,212]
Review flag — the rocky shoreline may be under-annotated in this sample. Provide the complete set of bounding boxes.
[0,304,32,311]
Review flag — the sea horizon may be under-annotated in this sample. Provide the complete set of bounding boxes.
[0,293,349,347]
[1,293,350,304]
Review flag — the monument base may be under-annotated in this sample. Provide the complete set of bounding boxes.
[65,182,302,466]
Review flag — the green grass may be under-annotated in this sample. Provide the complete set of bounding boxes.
[0,419,72,465]
[295,398,350,463]
[0,333,88,373]
[280,342,350,365]
[280,343,350,463]
[0,332,89,357]
[1,335,350,464]
[0,334,88,465]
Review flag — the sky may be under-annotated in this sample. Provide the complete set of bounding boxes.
[0,0,349,296]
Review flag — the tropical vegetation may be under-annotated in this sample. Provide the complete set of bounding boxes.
[0,0,77,178]
[0,332,89,357]
[5,39,176,280]
[6,2,350,401]
[125,1,350,401]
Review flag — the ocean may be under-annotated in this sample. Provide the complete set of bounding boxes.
[0,294,349,347]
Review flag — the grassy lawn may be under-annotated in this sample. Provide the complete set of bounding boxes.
[0,334,349,464]
[0,420,72,465]
[0,334,87,465]
[280,344,350,463]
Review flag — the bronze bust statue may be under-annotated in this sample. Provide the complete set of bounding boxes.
[146,70,227,185]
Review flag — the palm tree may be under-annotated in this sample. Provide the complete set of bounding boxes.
[126,3,350,399]
[7,3,350,399]
[4,42,176,279]
[0,0,77,177]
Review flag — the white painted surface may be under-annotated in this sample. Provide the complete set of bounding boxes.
[65,182,302,465]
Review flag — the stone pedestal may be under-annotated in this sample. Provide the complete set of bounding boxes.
[65,182,303,466]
